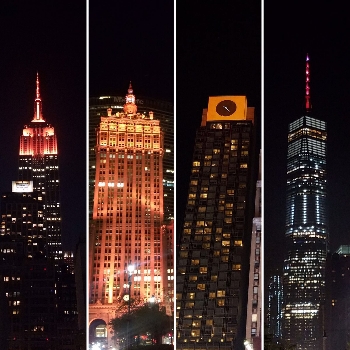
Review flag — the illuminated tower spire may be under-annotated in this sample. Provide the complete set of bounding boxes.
[305,54,311,111]
[19,74,61,260]
[33,72,45,122]
[123,81,137,114]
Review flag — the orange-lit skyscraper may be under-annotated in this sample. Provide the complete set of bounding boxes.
[89,95,174,222]
[17,73,62,260]
[89,85,167,344]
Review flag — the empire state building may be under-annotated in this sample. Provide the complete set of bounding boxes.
[17,73,62,260]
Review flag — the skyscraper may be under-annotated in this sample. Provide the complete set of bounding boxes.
[89,85,168,345]
[18,73,62,260]
[89,93,174,222]
[176,96,257,350]
[282,55,328,349]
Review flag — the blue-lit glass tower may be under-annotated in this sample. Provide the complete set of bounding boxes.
[282,55,328,349]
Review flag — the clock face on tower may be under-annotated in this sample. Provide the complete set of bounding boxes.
[216,100,237,116]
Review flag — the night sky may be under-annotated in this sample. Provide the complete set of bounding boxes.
[265,1,350,277]
[89,1,174,100]
[0,1,86,251]
[176,0,261,241]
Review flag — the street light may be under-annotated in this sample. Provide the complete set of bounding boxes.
[127,264,134,314]
[127,264,134,350]
[244,340,253,350]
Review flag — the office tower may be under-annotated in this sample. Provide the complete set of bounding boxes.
[18,73,62,260]
[176,96,257,350]
[266,274,283,342]
[89,91,174,222]
[245,151,261,350]
[325,246,350,349]
[89,85,166,345]
[282,55,328,349]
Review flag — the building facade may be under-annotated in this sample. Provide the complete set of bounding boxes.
[282,56,328,349]
[245,151,261,350]
[162,220,174,316]
[176,96,257,350]
[89,85,169,345]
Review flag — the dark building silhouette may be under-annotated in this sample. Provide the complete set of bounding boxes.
[267,274,283,343]
[325,246,350,349]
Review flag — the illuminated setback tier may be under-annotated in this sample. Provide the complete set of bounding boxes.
[90,98,165,305]
[283,115,328,349]
[17,74,62,260]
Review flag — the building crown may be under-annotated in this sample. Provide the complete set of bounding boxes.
[123,81,137,115]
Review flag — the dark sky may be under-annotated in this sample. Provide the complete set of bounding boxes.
[265,1,350,277]
[176,0,261,240]
[89,1,174,100]
[0,1,86,251]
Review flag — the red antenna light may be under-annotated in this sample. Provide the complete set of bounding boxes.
[33,72,44,121]
[305,54,311,111]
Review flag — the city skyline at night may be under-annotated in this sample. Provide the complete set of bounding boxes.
[0,72,81,350]
[265,4,350,349]
[0,2,86,349]
[265,2,350,277]
[0,1,86,252]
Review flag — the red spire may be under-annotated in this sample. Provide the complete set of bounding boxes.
[36,72,41,100]
[33,72,44,122]
[305,54,311,111]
